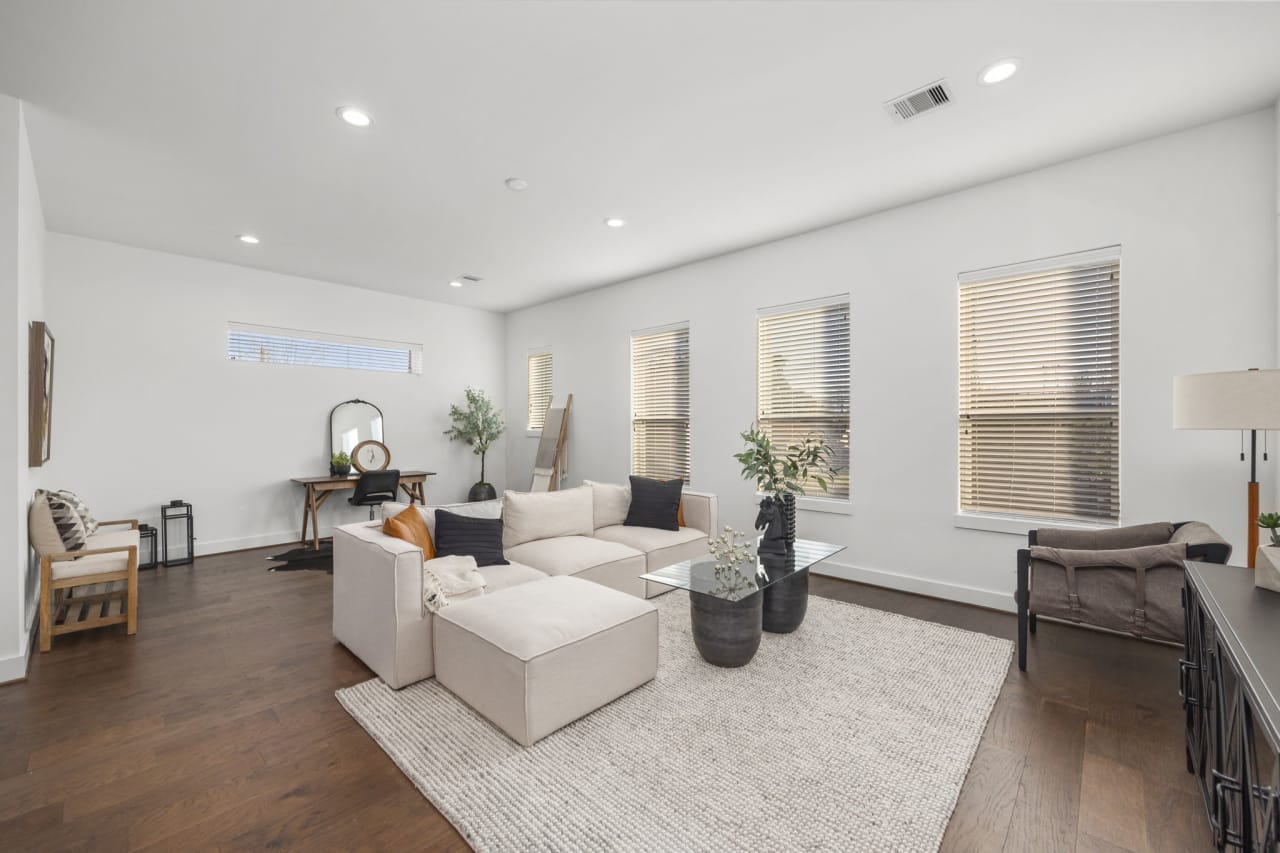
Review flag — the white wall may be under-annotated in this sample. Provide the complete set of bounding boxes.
[505,109,1278,611]
[0,96,46,682]
[41,234,507,555]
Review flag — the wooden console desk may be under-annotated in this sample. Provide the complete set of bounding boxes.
[291,471,435,550]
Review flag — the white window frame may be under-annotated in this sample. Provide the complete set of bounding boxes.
[630,321,691,484]
[526,349,553,436]
[227,321,423,375]
[755,295,851,509]
[954,246,1121,535]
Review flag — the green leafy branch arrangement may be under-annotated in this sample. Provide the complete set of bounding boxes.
[733,424,838,497]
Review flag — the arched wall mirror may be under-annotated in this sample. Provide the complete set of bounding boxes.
[330,399,384,457]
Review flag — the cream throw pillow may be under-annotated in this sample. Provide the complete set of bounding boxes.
[501,485,594,548]
[584,480,631,530]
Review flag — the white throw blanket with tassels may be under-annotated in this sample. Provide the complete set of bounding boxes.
[422,555,487,614]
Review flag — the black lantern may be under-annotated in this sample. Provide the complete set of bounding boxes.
[161,500,195,566]
[138,523,159,569]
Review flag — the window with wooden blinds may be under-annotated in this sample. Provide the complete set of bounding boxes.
[958,247,1120,524]
[527,351,553,431]
[757,298,851,500]
[631,324,691,483]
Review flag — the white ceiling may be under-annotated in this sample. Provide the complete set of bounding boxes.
[1,1,1279,313]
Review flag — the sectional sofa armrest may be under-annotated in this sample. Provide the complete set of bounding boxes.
[332,522,434,688]
[681,490,718,537]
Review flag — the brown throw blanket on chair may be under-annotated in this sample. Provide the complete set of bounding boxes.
[1028,542,1188,640]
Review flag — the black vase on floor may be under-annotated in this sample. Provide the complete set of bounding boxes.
[468,482,497,502]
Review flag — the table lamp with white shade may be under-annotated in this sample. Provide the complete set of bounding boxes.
[1173,368,1280,568]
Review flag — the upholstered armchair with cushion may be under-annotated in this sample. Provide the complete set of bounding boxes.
[1015,521,1231,670]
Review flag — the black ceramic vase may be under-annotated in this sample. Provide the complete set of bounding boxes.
[468,482,497,502]
[329,463,352,477]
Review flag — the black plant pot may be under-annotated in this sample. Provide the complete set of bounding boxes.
[330,463,352,477]
[468,482,497,502]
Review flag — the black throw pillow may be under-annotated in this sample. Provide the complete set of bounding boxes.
[433,509,509,567]
[624,476,683,531]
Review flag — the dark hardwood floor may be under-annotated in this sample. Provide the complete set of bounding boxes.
[0,548,1209,852]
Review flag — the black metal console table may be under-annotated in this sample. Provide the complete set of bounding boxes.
[1182,560,1280,851]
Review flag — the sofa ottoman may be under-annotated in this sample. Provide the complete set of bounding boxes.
[433,575,658,746]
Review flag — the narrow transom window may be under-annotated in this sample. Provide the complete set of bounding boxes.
[227,322,423,374]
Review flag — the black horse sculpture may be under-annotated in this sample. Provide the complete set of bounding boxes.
[755,496,789,554]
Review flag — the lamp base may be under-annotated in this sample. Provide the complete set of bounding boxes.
[1250,480,1259,569]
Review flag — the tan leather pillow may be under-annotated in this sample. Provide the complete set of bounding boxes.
[678,499,685,529]
[383,505,435,558]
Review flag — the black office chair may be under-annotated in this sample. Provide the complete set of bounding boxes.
[348,469,401,520]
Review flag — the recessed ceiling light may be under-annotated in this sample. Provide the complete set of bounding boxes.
[604,217,627,228]
[449,280,463,288]
[979,59,1019,86]
[335,106,373,127]
[236,234,260,244]
[505,177,528,191]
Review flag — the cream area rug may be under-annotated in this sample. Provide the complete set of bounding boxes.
[337,591,1013,852]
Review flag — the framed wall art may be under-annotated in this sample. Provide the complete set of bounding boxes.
[29,320,54,467]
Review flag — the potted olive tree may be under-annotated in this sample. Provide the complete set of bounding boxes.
[444,387,506,501]
[734,424,837,548]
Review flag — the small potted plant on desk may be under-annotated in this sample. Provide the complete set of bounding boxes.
[1257,512,1280,592]
[734,424,837,552]
[330,451,352,477]
[445,387,506,501]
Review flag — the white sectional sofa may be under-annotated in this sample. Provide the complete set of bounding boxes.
[332,483,717,689]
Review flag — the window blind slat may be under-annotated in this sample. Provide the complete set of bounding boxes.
[527,352,553,431]
[958,252,1120,523]
[632,326,691,482]
[757,300,850,499]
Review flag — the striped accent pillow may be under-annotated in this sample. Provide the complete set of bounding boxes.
[41,491,87,552]
[51,490,99,536]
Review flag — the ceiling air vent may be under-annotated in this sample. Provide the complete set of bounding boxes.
[460,274,482,283]
[883,80,953,124]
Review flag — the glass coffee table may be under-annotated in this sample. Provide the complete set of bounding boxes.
[641,539,846,668]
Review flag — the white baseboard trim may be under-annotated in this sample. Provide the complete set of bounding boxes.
[0,648,30,684]
[813,560,1015,613]
[194,530,315,557]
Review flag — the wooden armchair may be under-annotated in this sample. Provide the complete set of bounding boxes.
[29,497,139,651]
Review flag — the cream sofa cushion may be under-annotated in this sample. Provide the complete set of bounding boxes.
[380,499,502,539]
[592,524,708,569]
[501,486,594,549]
[433,576,658,746]
[584,480,631,530]
[504,535,647,598]
[49,529,138,580]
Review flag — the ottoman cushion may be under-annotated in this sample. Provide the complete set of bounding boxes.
[433,575,658,746]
